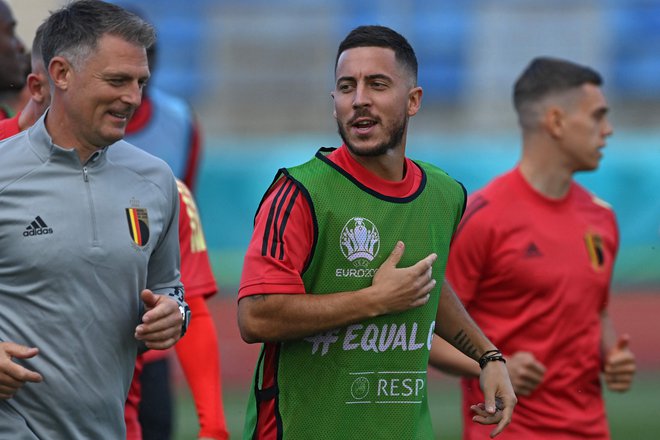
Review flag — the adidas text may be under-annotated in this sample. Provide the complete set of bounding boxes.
[23,228,53,237]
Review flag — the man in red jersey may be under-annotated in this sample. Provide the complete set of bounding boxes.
[429,57,636,440]
[238,25,516,439]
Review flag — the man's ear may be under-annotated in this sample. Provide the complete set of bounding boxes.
[48,56,71,91]
[407,86,423,117]
[330,91,337,119]
[543,105,564,139]
[27,73,46,103]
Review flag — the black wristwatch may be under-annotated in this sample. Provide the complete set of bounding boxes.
[179,304,191,337]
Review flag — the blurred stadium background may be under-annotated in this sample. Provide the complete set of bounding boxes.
[9,0,660,437]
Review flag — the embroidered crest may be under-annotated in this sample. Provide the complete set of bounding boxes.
[584,231,604,271]
[126,208,150,246]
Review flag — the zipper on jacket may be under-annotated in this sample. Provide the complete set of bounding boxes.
[82,166,99,244]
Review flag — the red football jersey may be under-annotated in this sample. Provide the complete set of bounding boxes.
[446,167,618,440]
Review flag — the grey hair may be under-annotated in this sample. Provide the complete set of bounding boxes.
[40,0,155,69]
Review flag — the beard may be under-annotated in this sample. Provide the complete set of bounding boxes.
[337,114,408,157]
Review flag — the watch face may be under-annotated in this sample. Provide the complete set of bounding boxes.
[178,304,190,338]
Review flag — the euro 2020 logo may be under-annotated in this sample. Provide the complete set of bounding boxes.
[340,217,380,266]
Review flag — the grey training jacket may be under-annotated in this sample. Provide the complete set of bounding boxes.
[0,114,187,439]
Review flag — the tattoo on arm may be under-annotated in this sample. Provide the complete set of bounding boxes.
[453,329,477,358]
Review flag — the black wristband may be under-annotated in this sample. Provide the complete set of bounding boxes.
[478,349,506,369]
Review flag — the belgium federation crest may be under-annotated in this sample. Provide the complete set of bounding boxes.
[126,207,150,246]
[584,231,604,271]
[340,217,380,263]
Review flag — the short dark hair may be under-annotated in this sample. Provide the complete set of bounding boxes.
[40,0,155,69]
[31,23,44,63]
[335,25,418,84]
[513,57,603,125]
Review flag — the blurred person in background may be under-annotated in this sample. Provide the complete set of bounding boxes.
[0,1,189,438]
[237,24,516,439]
[0,25,49,139]
[429,57,636,440]
[0,0,27,120]
[119,5,227,440]
[0,51,31,119]
[123,12,202,191]
[125,179,229,440]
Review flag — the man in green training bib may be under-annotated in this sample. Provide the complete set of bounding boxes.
[237,25,517,439]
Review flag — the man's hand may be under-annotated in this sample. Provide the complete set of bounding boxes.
[369,241,438,314]
[507,351,545,396]
[0,342,43,399]
[134,289,183,350]
[603,334,635,392]
[472,360,517,438]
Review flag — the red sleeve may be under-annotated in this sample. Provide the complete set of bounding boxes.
[177,180,218,299]
[445,193,492,307]
[175,296,229,439]
[238,176,313,299]
[0,114,21,140]
[124,356,144,440]
[600,205,619,311]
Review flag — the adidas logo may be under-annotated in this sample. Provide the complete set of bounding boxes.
[23,216,53,237]
[524,242,542,258]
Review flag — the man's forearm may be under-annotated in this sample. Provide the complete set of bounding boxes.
[434,280,496,361]
[429,335,481,377]
[237,289,383,343]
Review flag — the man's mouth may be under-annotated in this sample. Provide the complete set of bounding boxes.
[351,117,377,134]
[108,109,132,121]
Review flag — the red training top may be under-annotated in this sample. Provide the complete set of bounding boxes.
[446,167,618,440]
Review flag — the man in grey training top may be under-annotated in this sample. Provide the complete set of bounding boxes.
[0,1,189,438]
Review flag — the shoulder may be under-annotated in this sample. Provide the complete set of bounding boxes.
[0,129,31,160]
[411,159,458,185]
[453,172,515,235]
[0,132,39,192]
[572,182,617,222]
[106,140,177,192]
[465,170,517,212]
